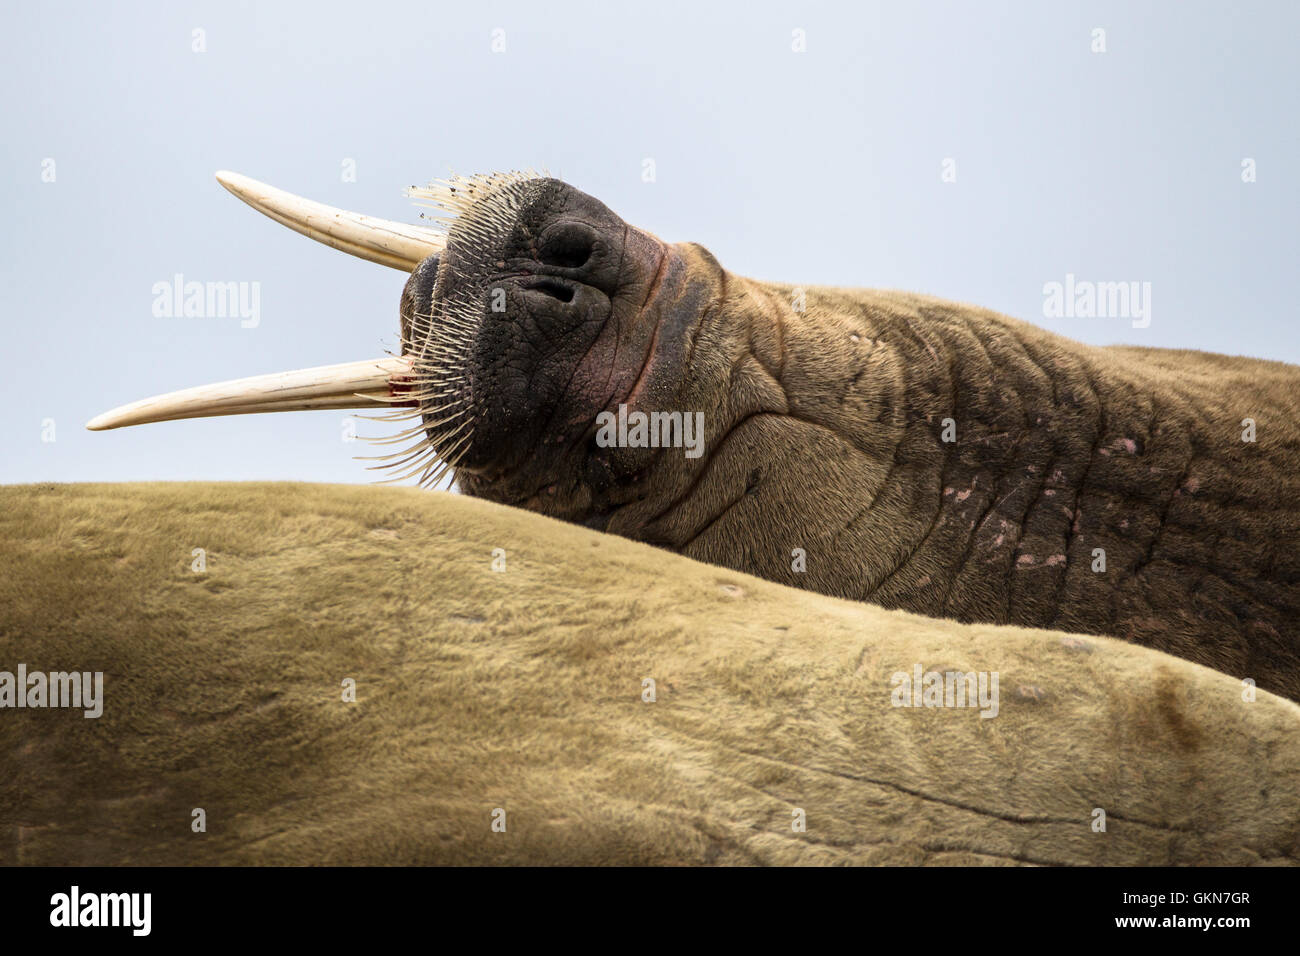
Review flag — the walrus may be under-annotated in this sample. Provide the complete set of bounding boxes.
[89,170,1300,702]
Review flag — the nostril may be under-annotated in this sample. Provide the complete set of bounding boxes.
[545,243,590,268]
[538,222,596,269]
[524,277,576,303]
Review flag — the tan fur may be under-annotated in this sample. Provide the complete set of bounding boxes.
[3,483,1297,865]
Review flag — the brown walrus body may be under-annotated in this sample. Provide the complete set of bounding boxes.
[586,266,1300,700]
[401,179,1300,700]
[89,171,1300,702]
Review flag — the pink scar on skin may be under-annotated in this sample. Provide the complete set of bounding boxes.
[956,488,972,502]
[915,575,931,587]
[944,487,954,496]
[1116,438,1138,454]
[1017,554,1036,566]
[1182,476,1200,493]
[1045,554,1066,566]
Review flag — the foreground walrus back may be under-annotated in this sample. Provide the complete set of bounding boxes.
[2,483,1298,865]
[599,263,1300,701]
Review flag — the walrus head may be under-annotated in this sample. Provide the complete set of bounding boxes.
[399,173,715,511]
[89,170,720,519]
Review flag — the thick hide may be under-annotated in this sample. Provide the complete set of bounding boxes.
[1,483,1297,865]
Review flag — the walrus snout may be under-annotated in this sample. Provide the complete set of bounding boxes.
[405,177,695,499]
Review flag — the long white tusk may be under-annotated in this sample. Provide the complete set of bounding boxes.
[215,171,444,271]
[86,357,415,431]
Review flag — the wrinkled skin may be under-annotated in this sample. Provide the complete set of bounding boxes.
[403,179,1300,702]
